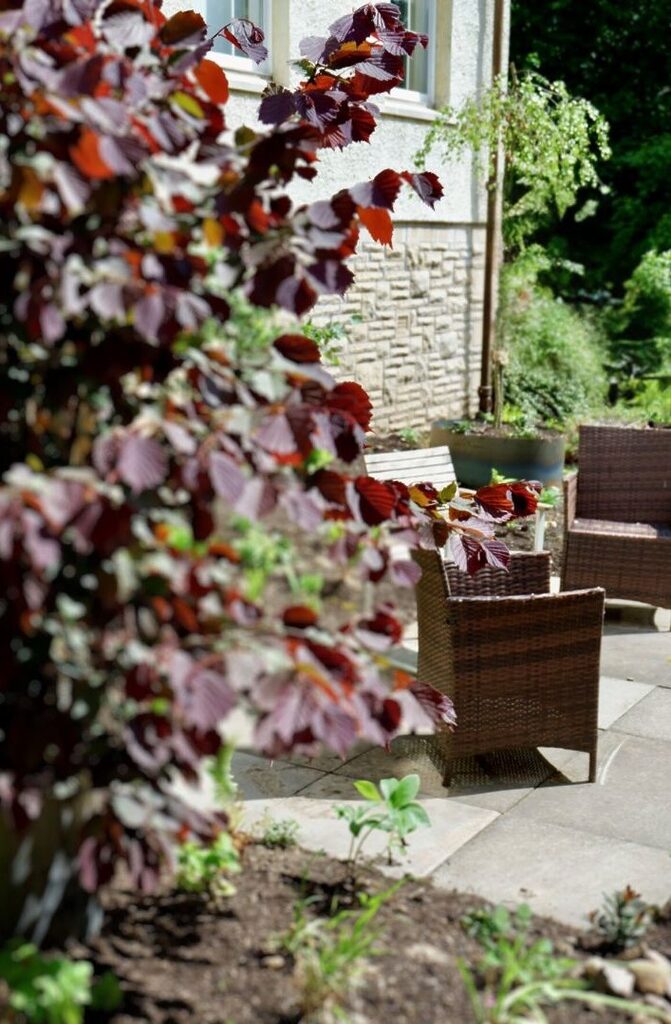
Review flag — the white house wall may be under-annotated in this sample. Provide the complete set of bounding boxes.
[164,0,509,430]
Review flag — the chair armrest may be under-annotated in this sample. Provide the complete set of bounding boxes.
[564,471,578,529]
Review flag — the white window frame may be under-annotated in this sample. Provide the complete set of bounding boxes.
[191,0,272,85]
[392,0,437,107]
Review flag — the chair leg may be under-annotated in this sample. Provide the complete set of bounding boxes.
[588,748,598,784]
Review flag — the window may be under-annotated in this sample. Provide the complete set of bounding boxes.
[206,0,271,74]
[396,0,436,103]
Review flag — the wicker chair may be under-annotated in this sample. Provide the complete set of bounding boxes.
[413,550,604,784]
[563,425,671,609]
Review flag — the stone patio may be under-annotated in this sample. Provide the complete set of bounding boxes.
[232,599,671,929]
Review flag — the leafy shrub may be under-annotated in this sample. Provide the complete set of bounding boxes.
[608,250,671,378]
[0,0,542,939]
[589,886,655,951]
[500,248,608,428]
[334,774,430,864]
[0,943,120,1024]
[176,833,240,897]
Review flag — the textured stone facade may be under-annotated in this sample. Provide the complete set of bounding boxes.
[313,223,486,431]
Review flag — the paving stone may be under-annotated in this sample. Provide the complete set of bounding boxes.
[508,731,671,850]
[241,795,498,878]
[332,742,553,814]
[283,741,374,774]
[432,816,671,928]
[612,688,671,742]
[600,629,671,687]
[598,676,654,729]
[231,752,326,800]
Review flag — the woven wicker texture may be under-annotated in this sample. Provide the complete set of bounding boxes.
[445,551,551,597]
[394,736,564,789]
[563,425,671,608]
[413,549,604,785]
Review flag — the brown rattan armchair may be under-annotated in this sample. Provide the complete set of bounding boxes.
[413,550,604,784]
[563,425,671,609]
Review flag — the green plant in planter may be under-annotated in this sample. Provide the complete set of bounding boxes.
[334,774,431,865]
[416,72,610,432]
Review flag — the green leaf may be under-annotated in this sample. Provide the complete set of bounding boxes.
[91,973,122,1012]
[398,803,431,832]
[438,481,458,502]
[353,779,381,802]
[171,90,205,119]
[388,773,420,808]
[379,777,398,803]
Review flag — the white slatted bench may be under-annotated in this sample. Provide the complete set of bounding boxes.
[363,445,456,493]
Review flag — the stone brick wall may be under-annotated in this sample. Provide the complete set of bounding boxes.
[312,223,486,432]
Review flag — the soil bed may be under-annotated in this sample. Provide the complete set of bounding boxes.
[84,843,670,1024]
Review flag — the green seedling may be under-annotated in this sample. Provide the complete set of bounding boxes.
[0,943,120,1024]
[260,816,300,849]
[176,831,240,897]
[334,774,430,865]
[589,885,655,950]
[278,882,402,1021]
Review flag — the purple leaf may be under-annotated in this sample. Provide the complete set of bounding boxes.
[118,435,168,494]
[89,283,124,321]
[39,303,66,345]
[134,291,164,341]
[220,18,268,64]
[258,90,297,125]
[209,451,245,502]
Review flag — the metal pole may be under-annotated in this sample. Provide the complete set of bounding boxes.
[478,0,506,415]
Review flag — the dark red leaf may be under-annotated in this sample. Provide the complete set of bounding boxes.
[400,170,444,208]
[160,10,206,45]
[274,333,321,364]
[353,476,396,525]
[328,381,373,430]
[283,605,319,629]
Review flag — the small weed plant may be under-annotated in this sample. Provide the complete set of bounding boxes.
[460,902,668,1023]
[0,943,120,1024]
[589,886,655,951]
[261,817,301,850]
[176,832,241,898]
[334,774,430,865]
[278,883,401,1022]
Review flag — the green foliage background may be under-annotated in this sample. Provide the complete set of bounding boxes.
[511,0,671,293]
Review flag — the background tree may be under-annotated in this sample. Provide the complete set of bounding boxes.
[511,0,671,294]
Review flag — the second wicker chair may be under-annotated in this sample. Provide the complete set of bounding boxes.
[413,550,605,785]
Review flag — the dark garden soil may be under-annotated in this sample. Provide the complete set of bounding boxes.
[84,843,671,1024]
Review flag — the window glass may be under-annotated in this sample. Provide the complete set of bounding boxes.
[396,0,433,97]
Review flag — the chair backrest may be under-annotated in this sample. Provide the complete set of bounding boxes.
[445,551,551,597]
[363,445,456,492]
[577,424,671,522]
